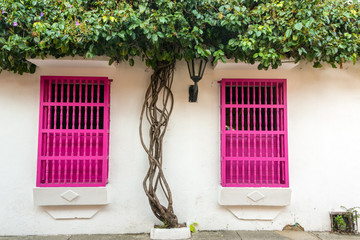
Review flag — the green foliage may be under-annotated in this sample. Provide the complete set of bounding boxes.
[332,206,359,233]
[1,0,360,74]
[190,222,198,233]
[333,215,347,232]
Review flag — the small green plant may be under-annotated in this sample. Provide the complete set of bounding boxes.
[331,206,359,233]
[333,215,346,232]
[189,222,198,233]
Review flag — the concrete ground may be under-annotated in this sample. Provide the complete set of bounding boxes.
[1,231,360,240]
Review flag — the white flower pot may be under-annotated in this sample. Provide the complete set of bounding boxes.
[150,225,191,240]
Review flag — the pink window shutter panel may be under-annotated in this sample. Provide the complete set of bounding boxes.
[36,76,111,187]
[221,79,289,187]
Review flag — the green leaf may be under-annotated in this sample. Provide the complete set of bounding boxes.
[294,22,303,31]
[129,58,134,66]
[29,64,36,73]
[313,62,322,68]
[204,49,211,57]
[228,39,236,46]
[285,29,292,39]
[152,34,158,43]
[139,5,146,13]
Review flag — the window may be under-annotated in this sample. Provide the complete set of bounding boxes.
[220,79,289,187]
[37,76,111,187]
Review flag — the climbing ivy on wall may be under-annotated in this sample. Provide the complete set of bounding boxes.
[0,0,360,74]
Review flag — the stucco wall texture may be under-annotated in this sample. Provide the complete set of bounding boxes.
[1,59,360,235]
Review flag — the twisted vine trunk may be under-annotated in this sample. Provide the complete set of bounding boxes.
[139,61,179,228]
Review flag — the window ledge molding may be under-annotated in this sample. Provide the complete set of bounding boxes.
[33,187,108,219]
[218,187,291,206]
[213,58,298,70]
[218,187,291,220]
[33,187,108,206]
[27,56,115,69]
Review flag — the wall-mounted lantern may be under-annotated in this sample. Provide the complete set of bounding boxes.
[186,58,208,102]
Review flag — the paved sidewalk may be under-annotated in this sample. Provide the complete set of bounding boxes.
[1,231,360,240]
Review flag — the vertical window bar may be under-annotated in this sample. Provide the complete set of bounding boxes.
[258,83,263,184]
[77,132,81,178]
[230,134,233,182]
[66,80,70,129]
[259,82,262,156]
[47,80,52,129]
[71,84,76,157]
[247,82,250,131]
[253,82,255,130]
[278,160,281,184]
[270,82,273,131]
[70,159,74,184]
[45,159,49,184]
[89,159,93,183]
[46,132,50,159]
[221,83,226,185]
[91,82,94,128]
[77,84,82,147]
[52,132,57,157]
[51,159,55,184]
[265,152,268,185]
[276,85,280,158]
[230,83,233,130]
[84,81,88,129]
[106,80,111,182]
[97,81,100,131]
[63,158,67,184]
[60,80,64,129]
[253,84,256,160]
[54,82,58,129]
[83,135,87,183]
[58,83,64,192]
[79,82,83,129]
[235,82,239,160]
[95,81,100,182]
[264,82,268,158]
[229,83,233,161]
[240,82,243,131]
[272,148,275,184]
[241,140,245,183]
[90,83,94,158]
[280,83,284,131]
[76,157,80,183]
[57,153,61,183]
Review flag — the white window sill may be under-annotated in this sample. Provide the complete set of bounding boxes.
[218,187,291,220]
[218,187,291,206]
[33,187,108,206]
[33,187,108,219]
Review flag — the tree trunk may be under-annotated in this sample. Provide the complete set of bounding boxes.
[139,60,179,228]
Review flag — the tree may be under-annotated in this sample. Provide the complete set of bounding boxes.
[1,0,360,228]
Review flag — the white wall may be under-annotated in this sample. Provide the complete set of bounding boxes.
[1,60,360,235]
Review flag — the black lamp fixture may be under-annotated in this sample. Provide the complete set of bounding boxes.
[186,58,208,102]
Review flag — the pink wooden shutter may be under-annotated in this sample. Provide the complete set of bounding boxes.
[36,76,111,187]
[221,79,289,187]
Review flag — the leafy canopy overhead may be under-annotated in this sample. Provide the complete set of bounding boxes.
[0,0,360,74]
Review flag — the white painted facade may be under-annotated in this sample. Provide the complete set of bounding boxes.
[1,59,360,235]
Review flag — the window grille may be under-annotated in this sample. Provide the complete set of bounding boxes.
[220,79,289,187]
[37,76,111,187]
